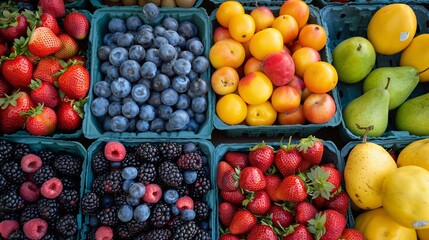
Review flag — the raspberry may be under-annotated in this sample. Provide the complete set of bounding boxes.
[95,226,113,240]
[104,141,126,162]
[41,177,63,199]
[0,220,20,239]
[176,196,194,211]
[23,218,48,240]
[20,181,40,202]
[20,154,43,173]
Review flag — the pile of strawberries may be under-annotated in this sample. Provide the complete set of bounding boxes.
[0,0,90,136]
[217,136,364,240]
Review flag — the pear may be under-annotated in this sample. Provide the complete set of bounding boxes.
[343,79,390,137]
[363,66,419,110]
[395,92,429,136]
[332,36,376,84]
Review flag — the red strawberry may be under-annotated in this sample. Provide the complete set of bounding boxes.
[267,205,294,228]
[238,166,267,191]
[224,151,249,169]
[32,58,63,84]
[220,168,238,191]
[327,190,349,216]
[249,141,275,173]
[219,201,238,227]
[243,190,271,215]
[264,174,282,202]
[275,139,303,177]
[247,224,277,240]
[311,195,329,211]
[295,201,318,225]
[308,209,347,240]
[23,8,60,35]
[0,39,8,56]
[1,55,33,88]
[339,228,364,240]
[54,33,78,60]
[220,189,245,205]
[56,98,86,131]
[0,12,28,42]
[22,104,57,136]
[321,162,335,169]
[276,175,308,202]
[297,158,313,172]
[219,233,240,240]
[28,27,62,57]
[0,76,11,97]
[0,91,34,133]
[217,161,233,187]
[68,55,87,66]
[63,12,89,40]
[297,135,324,166]
[229,209,257,235]
[29,79,60,109]
[38,0,65,18]
[57,62,90,99]
[283,224,314,240]
[307,165,342,200]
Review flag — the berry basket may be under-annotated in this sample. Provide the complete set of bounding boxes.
[66,0,88,9]
[0,136,88,239]
[315,0,429,6]
[321,4,429,141]
[83,6,214,139]
[209,0,313,6]
[214,139,354,239]
[81,138,216,239]
[90,0,203,9]
[211,5,342,138]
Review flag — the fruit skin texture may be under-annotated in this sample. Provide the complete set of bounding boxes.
[209,39,245,69]
[0,91,35,134]
[29,80,60,109]
[284,223,314,240]
[24,104,57,136]
[38,0,66,18]
[274,144,302,177]
[238,166,267,191]
[275,175,307,202]
[28,27,62,57]
[54,33,78,59]
[249,28,284,60]
[104,141,126,162]
[367,3,417,55]
[238,71,273,105]
[249,142,274,173]
[262,51,295,86]
[247,224,277,240]
[56,99,85,131]
[395,92,429,136]
[397,138,429,171]
[245,101,277,126]
[0,14,28,42]
[229,209,257,235]
[219,201,237,227]
[354,207,417,240]
[32,58,63,84]
[63,12,89,40]
[244,190,271,215]
[0,220,20,239]
[216,93,247,125]
[1,55,33,88]
[307,209,346,240]
[297,135,323,166]
[57,64,90,99]
[302,93,336,124]
[400,34,429,82]
[340,228,365,240]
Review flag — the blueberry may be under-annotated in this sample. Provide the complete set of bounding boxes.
[187,69,199,81]
[138,78,152,90]
[103,33,115,47]
[108,101,122,117]
[154,36,169,48]
[166,109,190,131]
[122,179,135,192]
[182,142,197,153]
[191,96,207,113]
[110,116,129,132]
[157,105,173,120]
[101,195,114,208]
[108,93,121,103]
[140,61,157,79]
[129,182,146,199]
[188,39,204,56]
[145,48,162,67]
[173,58,192,76]
[103,116,112,131]
[91,97,109,117]
[98,46,112,61]
[172,75,190,93]
[186,108,195,118]
[135,30,154,48]
[171,205,180,216]
[177,36,187,49]
[138,24,153,32]
[152,73,171,92]
[189,78,208,96]
[162,17,179,31]
[180,209,196,221]
[128,118,137,132]
[175,94,191,110]
[163,189,179,204]
[163,29,181,46]
[139,104,156,121]
[127,196,141,207]
[202,156,208,165]
[106,66,120,80]
[122,101,140,119]
[192,56,209,74]
[111,77,132,98]
[185,119,200,133]
[179,50,194,62]
[111,161,122,168]
[89,216,100,228]
[131,84,150,103]
[118,205,134,223]
[120,60,141,82]
[178,20,198,39]
[122,167,138,180]
[159,43,177,62]
[194,113,206,124]
[150,118,165,132]
[161,88,179,106]
[153,25,166,37]
[129,45,146,62]
[108,18,127,33]
[126,15,143,31]
[161,61,176,78]
[183,170,197,184]
[94,81,112,98]
[142,3,160,23]
[148,92,162,107]
[111,32,122,44]
[117,33,134,48]
[100,61,112,75]
[134,203,150,222]
[136,120,150,132]
[122,95,135,104]
[109,47,129,67]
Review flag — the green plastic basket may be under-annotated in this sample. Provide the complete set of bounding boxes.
[90,0,203,8]
[65,0,88,9]
[83,7,214,139]
[0,136,88,240]
[321,5,429,141]
[211,5,342,137]
[81,138,216,240]
[214,140,353,238]
[209,0,312,6]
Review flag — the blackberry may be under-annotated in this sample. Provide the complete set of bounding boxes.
[0,139,13,163]
[137,163,157,184]
[1,161,26,183]
[150,203,171,228]
[0,211,20,221]
[54,154,82,177]
[169,216,186,230]
[190,176,211,199]
[177,152,203,170]
[122,152,141,168]
[86,228,97,240]
[33,165,56,187]
[158,161,183,187]
[0,173,7,191]
[20,204,39,224]
[0,192,25,211]
[91,150,110,176]
[175,185,189,197]
[61,177,79,190]
[171,220,198,239]
[196,167,209,179]
[145,229,172,240]
[194,201,210,221]
[194,228,211,240]
[58,189,80,213]
[82,192,100,215]
[56,215,78,237]
[38,149,57,166]
[126,219,148,236]
[41,233,56,240]
[158,142,182,161]
[8,230,28,240]
[103,170,123,194]
[136,143,160,163]
[114,193,128,206]
[12,143,31,161]
[115,224,131,239]
[97,207,119,226]
[37,198,59,221]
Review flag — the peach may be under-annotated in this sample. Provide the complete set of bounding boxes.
[213,26,232,43]
[261,51,295,86]
[250,6,275,32]
[271,86,301,113]
[287,75,305,93]
[243,57,263,75]
[209,39,246,69]
[292,47,321,77]
[238,71,273,105]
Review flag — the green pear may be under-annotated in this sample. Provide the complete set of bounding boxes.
[395,92,429,135]
[343,79,390,137]
[363,66,419,110]
[333,36,376,84]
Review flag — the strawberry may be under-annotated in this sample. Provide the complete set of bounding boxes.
[219,201,238,227]
[326,190,349,216]
[320,162,335,169]
[295,201,318,225]
[276,175,308,202]
[28,27,62,57]
[0,91,34,133]
[220,189,245,205]
[0,39,8,56]
[68,55,87,66]
[247,224,277,240]
[32,58,63,84]
[283,224,314,240]
[23,8,60,35]
[63,12,89,40]
[267,205,294,228]
[220,168,239,191]
[0,11,28,42]
[243,190,271,215]
[22,104,57,136]
[264,174,282,202]
[54,33,78,60]
[38,0,65,18]
[297,136,324,166]
[56,98,86,131]
[311,195,329,211]
[29,79,60,109]
[219,233,240,240]
[0,76,11,97]
[217,161,233,187]
[1,55,33,88]
[224,151,249,169]
[339,228,364,240]
[306,166,342,200]
[229,209,257,235]
[56,62,90,99]
[297,158,313,172]
[308,209,347,240]
[249,141,275,173]
[275,138,303,177]
[238,166,267,191]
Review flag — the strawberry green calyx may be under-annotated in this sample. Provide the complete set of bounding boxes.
[20,103,44,117]
[297,135,322,152]
[29,79,42,90]
[13,35,30,56]
[279,136,297,151]
[53,59,82,77]
[0,90,23,109]
[72,97,88,119]
[23,7,43,31]
[307,212,327,240]
[249,140,274,151]
[242,191,255,207]
[0,9,20,29]
[306,166,334,200]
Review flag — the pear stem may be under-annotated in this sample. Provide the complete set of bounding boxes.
[418,66,429,75]
[355,124,374,143]
[385,77,391,90]
[357,43,362,51]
